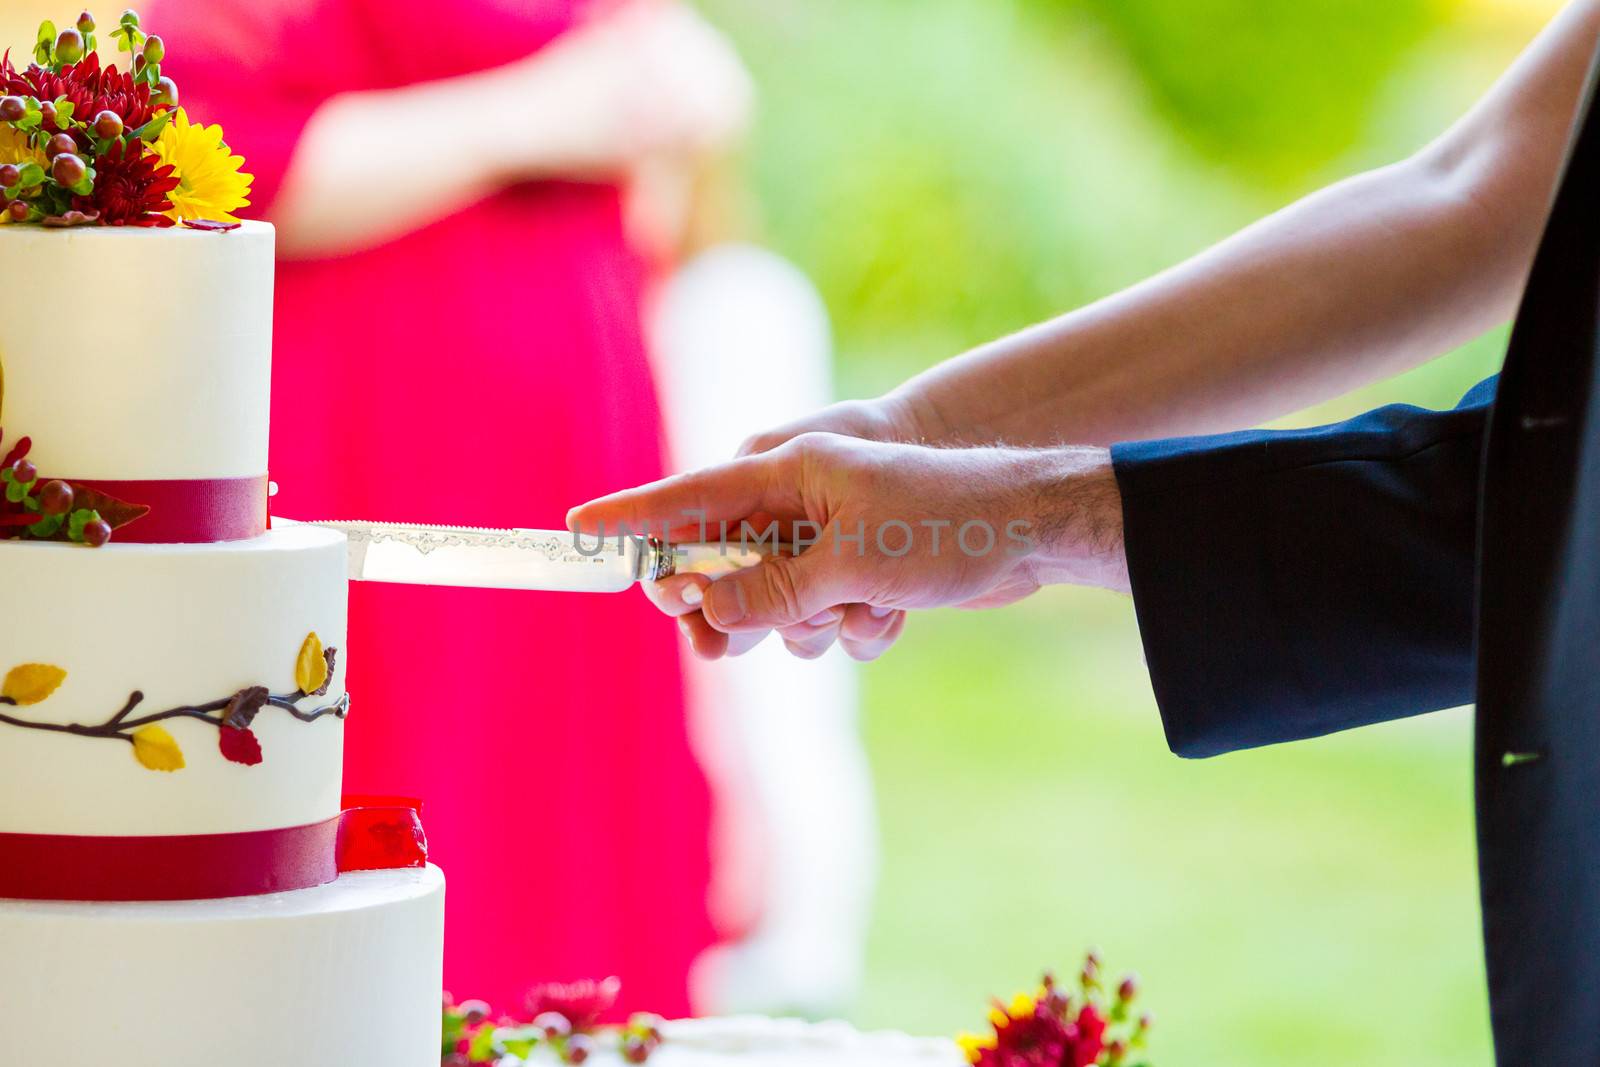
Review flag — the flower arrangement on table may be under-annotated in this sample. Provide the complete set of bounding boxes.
[443,978,665,1065]
[0,8,251,228]
[958,953,1154,1067]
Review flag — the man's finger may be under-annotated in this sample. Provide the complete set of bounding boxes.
[839,603,906,662]
[777,609,844,660]
[567,452,800,537]
[701,551,851,632]
[644,574,713,617]
[675,613,770,659]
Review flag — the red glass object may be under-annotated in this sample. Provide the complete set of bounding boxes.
[336,796,428,872]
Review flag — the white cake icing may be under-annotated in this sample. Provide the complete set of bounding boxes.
[0,221,273,480]
[642,1018,964,1066]
[0,525,347,837]
[0,865,446,1067]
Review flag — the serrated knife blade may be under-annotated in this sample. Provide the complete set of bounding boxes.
[275,519,777,594]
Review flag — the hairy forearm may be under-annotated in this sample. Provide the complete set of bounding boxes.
[897,158,1521,445]
[891,0,1600,446]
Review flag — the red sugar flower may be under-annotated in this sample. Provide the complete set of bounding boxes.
[75,139,178,226]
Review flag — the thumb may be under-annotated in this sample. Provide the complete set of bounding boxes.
[702,549,849,632]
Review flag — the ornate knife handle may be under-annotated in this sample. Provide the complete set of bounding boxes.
[644,539,786,582]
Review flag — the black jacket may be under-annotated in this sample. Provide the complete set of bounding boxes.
[1109,59,1600,1064]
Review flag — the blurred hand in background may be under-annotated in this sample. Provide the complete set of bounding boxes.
[271,0,751,256]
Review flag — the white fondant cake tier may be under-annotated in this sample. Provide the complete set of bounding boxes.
[0,525,347,837]
[642,1018,964,1066]
[0,865,445,1067]
[0,221,274,480]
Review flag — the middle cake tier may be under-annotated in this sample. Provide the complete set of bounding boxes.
[0,525,348,851]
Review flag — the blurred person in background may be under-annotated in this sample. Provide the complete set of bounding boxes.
[151,0,751,1016]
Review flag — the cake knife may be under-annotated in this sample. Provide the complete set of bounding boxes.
[275,519,778,594]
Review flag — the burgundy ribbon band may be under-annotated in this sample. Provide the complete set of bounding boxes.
[0,800,429,903]
[69,474,268,543]
[0,817,339,902]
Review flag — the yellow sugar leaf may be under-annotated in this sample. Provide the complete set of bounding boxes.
[131,725,185,773]
[295,632,327,695]
[2,664,67,706]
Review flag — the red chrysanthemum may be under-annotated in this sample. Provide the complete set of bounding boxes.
[972,1001,1108,1067]
[524,976,622,1032]
[75,139,178,227]
[0,51,161,139]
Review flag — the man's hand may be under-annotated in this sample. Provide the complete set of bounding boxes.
[568,435,1129,662]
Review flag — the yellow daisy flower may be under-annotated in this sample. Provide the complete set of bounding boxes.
[0,124,43,167]
[150,108,254,224]
[0,125,45,224]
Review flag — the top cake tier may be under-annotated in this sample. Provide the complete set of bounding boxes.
[0,221,273,537]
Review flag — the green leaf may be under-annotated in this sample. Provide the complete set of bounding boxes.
[440,1012,464,1051]
[133,112,169,141]
[466,1026,499,1061]
[16,111,42,131]
[35,20,55,46]
[66,508,98,542]
[52,98,74,123]
[5,477,32,504]
[16,163,44,187]
[27,514,64,538]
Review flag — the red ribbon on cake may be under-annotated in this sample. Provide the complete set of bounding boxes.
[68,474,268,543]
[0,800,428,902]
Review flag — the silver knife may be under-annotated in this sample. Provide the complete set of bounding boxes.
[276,519,778,594]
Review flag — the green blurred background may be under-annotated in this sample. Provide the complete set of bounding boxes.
[694,1,1560,1064]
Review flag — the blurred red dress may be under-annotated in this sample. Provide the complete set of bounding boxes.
[156,0,713,1015]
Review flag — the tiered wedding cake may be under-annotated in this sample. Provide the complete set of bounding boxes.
[0,221,446,1065]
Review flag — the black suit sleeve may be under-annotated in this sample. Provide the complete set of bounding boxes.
[1109,376,1495,758]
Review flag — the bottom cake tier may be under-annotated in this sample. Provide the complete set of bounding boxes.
[0,865,445,1067]
[642,1018,964,1066]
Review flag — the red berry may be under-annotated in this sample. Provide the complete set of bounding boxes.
[153,76,179,108]
[93,110,124,139]
[38,480,74,516]
[143,34,165,63]
[10,459,37,484]
[458,999,490,1026]
[76,10,96,33]
[534,1012,572,1038]
[51,153,86,187]
[0,96,23,122]
[1117,975,1138,1003]
[46,133,77,159]
[6,201,27,222]
[623,1037,651,1063]
[39,101,56,126]
[83,518,113,547]
[0,164,18,189]
[55,28,86,65]
[565,1034,595,1064]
